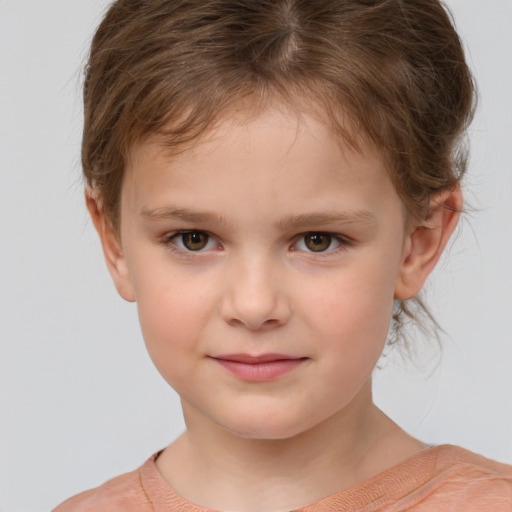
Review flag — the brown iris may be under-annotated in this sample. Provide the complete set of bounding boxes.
[304,233,332,252]
[182,232,209,251]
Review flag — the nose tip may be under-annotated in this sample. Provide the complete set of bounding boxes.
[220,263,290,331]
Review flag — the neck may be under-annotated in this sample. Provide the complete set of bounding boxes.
[156,382,425,512]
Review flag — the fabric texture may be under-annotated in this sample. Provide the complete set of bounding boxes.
[53,445,512,511]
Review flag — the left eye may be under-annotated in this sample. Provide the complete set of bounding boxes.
[169,231,218,252]
[294,233,343,253]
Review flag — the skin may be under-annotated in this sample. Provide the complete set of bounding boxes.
[89,104,461,512]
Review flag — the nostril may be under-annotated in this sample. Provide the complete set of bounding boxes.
[227,317,278,331]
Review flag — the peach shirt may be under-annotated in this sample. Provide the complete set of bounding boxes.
[54,445,512,511]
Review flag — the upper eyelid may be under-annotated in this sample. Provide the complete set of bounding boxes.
[170,229,210,236]
[294,231,352,243]
[162,229,351,240]
[164,229,348,239]
[165,229,214,240]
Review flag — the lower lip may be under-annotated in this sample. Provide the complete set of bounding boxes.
[213,358,306,382]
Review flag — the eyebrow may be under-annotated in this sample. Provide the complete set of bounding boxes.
[276,210,377,231]
[140,206,376,230]
[140,206,229,226]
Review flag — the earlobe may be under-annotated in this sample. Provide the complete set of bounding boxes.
[85,189,136,303]
[394,185,462,300]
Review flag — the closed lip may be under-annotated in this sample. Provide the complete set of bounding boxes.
[209,353,308,381]
[210,353,307,364]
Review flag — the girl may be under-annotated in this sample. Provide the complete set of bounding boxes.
[52,0,512,510]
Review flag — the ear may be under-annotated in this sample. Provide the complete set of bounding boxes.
[85,189,136,302]
[394,185,462,300]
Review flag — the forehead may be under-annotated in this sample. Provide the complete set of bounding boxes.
[127,104,376,186]
[130,98,370,174]
[134,93,368,160]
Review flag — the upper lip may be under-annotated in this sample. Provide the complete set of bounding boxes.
[211,353,305,364]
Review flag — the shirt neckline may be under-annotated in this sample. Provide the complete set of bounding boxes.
[138,444,460,511]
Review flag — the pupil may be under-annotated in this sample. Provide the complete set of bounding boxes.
[306,234,331,252]
[184,232,207,250]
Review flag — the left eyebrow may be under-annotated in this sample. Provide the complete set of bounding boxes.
[275,210,377,231]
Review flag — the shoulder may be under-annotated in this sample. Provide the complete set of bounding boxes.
[304,445,512,512]
[431,444,512,480]
[404,445,512,511]
[52,455,155,512]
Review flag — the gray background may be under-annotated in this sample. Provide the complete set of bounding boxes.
[1,1,511,510]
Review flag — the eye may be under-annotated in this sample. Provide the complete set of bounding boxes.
[168,231,218,252]
[294,232,344,253]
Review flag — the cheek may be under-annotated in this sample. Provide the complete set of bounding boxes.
[301,262,396,334]
[297,260,397,376]
[132,268,215,378]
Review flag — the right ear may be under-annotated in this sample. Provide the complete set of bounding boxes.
[85,189,136,302]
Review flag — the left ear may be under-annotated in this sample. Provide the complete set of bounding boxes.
[394,185,462,300]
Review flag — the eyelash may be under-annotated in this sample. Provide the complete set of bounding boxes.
[160,230,352,256]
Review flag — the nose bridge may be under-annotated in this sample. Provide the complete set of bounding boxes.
[221,249,289,330]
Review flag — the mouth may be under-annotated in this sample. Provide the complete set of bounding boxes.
[209,353,308,382]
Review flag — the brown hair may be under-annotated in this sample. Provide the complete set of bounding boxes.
[82,0,475,345]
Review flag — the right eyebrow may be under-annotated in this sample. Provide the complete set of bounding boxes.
[140,206,229,227]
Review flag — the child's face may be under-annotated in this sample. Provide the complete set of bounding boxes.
[111,105,412,439]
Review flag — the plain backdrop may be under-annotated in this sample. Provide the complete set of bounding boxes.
[1,1,511,510]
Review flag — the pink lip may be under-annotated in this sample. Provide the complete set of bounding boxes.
[210,353,307,382]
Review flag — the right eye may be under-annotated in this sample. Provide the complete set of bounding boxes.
[167,231,219,252]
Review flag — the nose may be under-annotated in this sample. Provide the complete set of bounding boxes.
[219,255,291,331]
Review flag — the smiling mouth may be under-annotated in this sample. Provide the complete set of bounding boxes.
[210,354,308,381]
